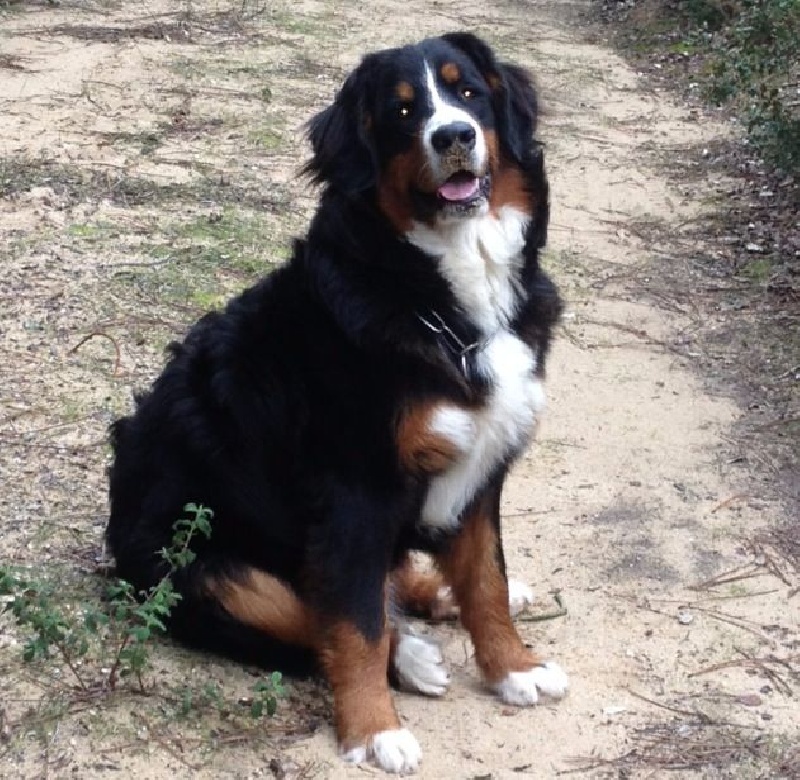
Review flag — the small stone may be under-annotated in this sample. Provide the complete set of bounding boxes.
[677,608,694,625]
[269,758,301,779]
[735,694,762,707]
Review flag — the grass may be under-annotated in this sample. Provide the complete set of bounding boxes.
[0,154,294,215]
[247,125,284,150]
[99,209,290,311]
[269,9,332,36]
[99,130,166,156]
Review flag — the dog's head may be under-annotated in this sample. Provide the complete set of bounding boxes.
[304,33,543,231]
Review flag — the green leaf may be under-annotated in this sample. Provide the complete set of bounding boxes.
[131,626,150,642]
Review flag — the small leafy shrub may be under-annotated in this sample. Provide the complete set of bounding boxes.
[2,504,287,723]
[706,0,800,170]
[164,673,287,722]
[680,0,731,29]
[606,0,800,173]
[251,671,287,718]
[0,503,213,693]
[172,680,225,719]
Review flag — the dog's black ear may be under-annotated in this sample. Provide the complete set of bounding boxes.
[441,32,539,164]
[303,58,378,196]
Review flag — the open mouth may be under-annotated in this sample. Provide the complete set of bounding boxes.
[436,171,482,204]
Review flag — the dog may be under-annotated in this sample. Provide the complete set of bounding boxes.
[107,32,567,774]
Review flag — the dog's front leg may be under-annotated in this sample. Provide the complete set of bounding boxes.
[319,619,420,772]
[311,496,421,774]
[435,475,569,706]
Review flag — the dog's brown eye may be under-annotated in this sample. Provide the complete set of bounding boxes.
[398,103,413,119]
[461,87,474,99]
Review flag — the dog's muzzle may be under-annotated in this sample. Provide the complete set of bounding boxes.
[430,122,486,208]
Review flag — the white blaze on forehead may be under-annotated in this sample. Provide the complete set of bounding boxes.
[422,61,487,174]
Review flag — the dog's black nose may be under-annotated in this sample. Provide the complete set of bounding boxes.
[431,122,476,153]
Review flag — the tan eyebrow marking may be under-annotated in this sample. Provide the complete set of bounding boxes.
[440,62,460,84]
[396,81,415,101]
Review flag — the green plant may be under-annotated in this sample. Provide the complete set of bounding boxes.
[172,680,225,719]
[1,503,286,724]
[164,674,287,722]
[707,0,800,169]
[612,1,800,173]
[251,671,286,718]
[0,568,94,690]
[680,0,731,30]
[0,503,213,693]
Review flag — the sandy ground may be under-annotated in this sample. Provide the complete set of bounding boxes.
[0,1,797,778]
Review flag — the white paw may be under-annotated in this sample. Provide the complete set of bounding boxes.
[341,728,422,773]
[394,631,450,696]
[372,729,422,774]
[429,405,476,453]
[494,661,569,706]
[507,579,535,616]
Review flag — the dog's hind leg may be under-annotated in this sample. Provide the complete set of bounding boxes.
[390,553,458,620]
[391,552,534,620]
[206,567,315,649]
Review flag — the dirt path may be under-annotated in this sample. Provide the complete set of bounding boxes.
[1,1,797,778]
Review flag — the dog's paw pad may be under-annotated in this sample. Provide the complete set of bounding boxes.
[507,579,535,616]
[372,728,421,774]
[394,632,450,696]
[494,661,569,706]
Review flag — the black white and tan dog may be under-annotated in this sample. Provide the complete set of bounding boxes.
[107,32,567,773]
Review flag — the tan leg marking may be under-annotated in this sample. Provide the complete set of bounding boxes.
[207,567,314,648]
[319,623,399,750]
[436,494,542,684]
[392,554,457,620]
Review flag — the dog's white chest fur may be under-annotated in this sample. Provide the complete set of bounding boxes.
[407,206,529,333]
[407,206,544,531]
[420,333,544,530]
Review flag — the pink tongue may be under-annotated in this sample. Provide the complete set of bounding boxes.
[437,177,479,201]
